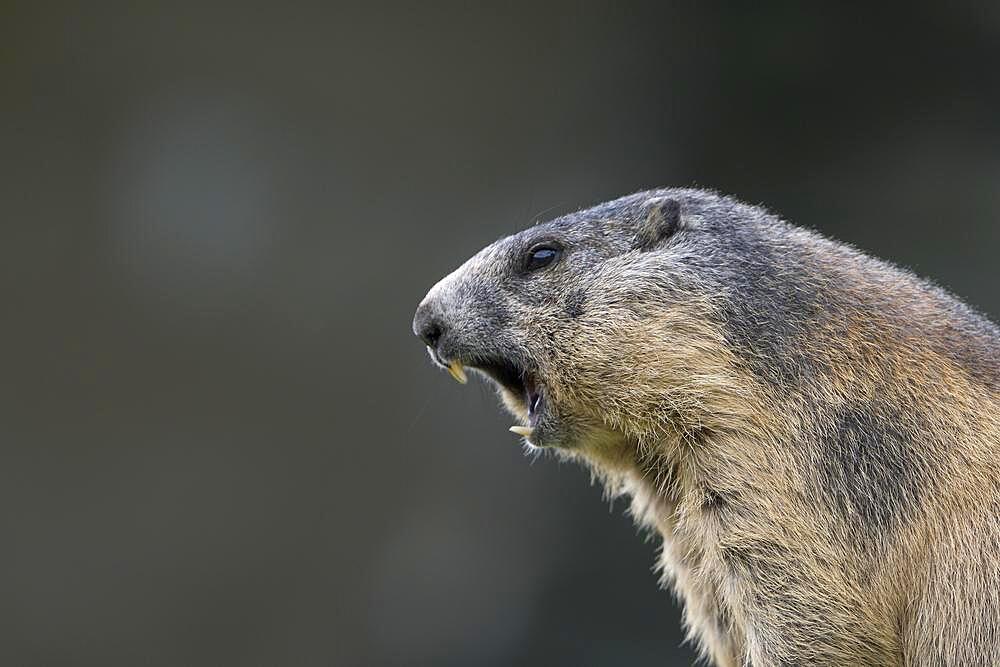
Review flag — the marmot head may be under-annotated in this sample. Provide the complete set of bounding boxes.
[412,190,760,453]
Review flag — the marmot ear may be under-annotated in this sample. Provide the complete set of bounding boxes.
[632,198,682,251]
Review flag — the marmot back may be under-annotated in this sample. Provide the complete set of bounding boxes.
[413,188,1000,666]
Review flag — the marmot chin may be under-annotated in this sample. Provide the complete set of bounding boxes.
[412,188,1000,666]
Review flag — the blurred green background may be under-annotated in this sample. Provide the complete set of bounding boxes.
[2,2,998,665]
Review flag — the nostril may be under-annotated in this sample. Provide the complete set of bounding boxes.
[419,321,443,348]
[413,302,446,349]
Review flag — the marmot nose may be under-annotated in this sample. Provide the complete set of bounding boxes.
[412,303,445,350]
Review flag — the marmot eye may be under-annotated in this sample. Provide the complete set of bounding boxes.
[525,244,561,272]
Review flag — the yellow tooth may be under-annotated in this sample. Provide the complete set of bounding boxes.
[509,426,534,438]
[447,361,468,384]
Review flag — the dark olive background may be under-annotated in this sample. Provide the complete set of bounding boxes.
[2,2,999,665]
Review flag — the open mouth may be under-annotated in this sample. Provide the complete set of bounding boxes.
[471,357,545,427]
[428,347,548,442]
